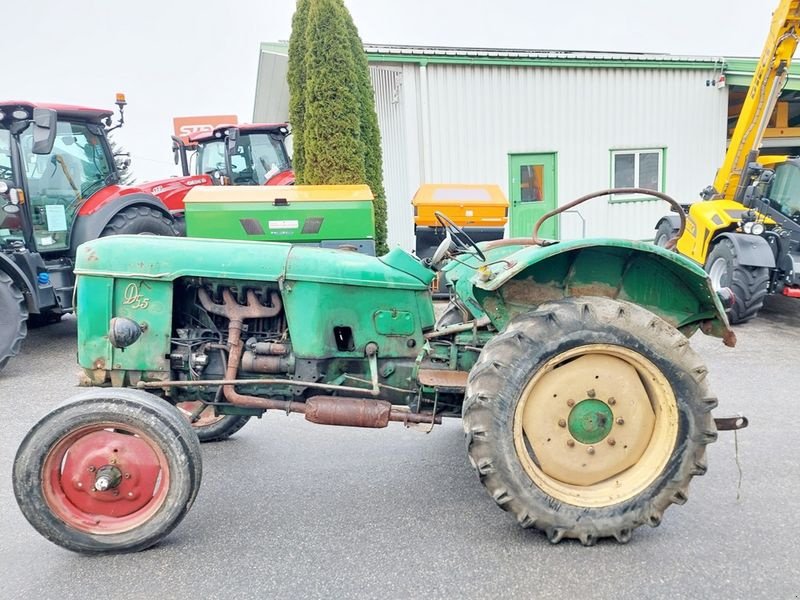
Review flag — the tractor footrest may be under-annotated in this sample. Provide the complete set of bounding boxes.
[714,415,749,431]
[418,369,469,390]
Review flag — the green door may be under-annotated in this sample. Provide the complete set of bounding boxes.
[509,153,558,239]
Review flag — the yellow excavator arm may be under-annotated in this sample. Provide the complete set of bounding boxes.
[713,0,800,200]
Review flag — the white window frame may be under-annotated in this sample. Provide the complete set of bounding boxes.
[610,148,664,201]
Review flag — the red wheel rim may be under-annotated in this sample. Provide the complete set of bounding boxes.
[42,423,170,535]
[175,401,224,429]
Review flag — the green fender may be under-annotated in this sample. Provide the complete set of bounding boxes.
[445,239,734,343]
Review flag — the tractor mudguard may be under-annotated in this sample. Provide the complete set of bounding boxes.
[0,252,56,313]
[447,239,733,343]
[655,214,682,231]
[70,192,173,253]
[711,232,776,268]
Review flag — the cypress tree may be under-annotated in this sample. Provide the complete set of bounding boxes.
[287,0,310,182]
[301,0,365,185]
[287,0,389,253]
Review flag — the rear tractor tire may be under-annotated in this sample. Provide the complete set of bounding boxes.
[175,401,251,443]
[0,271,28,372]
[463,297,717,545]
[705,239,769,324]
[100,206,179,237]
[13,388,202,553]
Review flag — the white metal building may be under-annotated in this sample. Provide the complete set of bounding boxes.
[255,43,732,250]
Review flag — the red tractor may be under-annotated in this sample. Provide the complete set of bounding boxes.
[0,96,179,371]
[138,123,295,229]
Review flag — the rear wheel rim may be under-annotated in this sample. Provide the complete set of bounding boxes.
[41,423,170,534]
[513,344,678,507]
[708,256,728,290]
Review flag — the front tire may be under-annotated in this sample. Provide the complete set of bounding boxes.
[13,388,202,554]
[0,271,28,372]
[705,239,769,324]
[100,206,179,237]
[463,297,716,545]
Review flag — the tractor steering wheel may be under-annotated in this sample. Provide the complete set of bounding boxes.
[429,211,486,267]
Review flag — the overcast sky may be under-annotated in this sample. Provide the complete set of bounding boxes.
[8,0,777,181]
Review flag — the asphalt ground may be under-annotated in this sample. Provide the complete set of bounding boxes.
[1,296,798,600]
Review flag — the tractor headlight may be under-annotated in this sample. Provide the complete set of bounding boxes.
[742,221,754,234]
[751,222,765,235]
[108,317,143,349]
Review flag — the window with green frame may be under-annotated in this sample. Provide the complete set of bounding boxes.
[610,148,664,200]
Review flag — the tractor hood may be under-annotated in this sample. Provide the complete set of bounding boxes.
[74,236,433,290]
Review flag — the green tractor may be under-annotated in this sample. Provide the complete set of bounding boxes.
[13,189,743,552]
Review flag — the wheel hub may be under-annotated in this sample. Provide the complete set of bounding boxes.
[568,399,613,444]
[56,429,164,518]
[520,352,656,487]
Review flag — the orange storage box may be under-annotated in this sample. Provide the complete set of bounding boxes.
[412,184,508,228]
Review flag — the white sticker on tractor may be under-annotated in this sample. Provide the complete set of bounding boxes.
[45,205,68,232]
[268,220,299,230]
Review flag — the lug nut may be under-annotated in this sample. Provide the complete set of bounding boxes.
[587,446,595,455]
[567,399,575,407]
[616,417,625,425]
[124,473,131,479]
[566,439,575,447]
[607,397,616,406]
[608,438,616,446]
[87,466,96,473]
[558,419,566,428]
[587,389,596,398]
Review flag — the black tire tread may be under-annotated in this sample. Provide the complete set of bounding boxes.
[706,239,769,324]
[0,271,28,372]
[462,297,715,545]
[13,389,202,553]
[100,205,179,237]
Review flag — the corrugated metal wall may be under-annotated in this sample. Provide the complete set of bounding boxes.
[371,62,728,247]
[370,66,415,250]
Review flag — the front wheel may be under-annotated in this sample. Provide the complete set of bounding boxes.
[13,388,202,553]
[705,239,769,324]
[463,297,717,545]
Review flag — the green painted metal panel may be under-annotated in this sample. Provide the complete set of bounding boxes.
[76,276,172,374]
[75,236,291,282]
[282,280,428,358]
[76,276,113,370]
[725,57,800,91]
[445,239,728,337]
[75,236,432,291]
[285,246,433,289]
[366,53,720,70]
[110,278,173,372]
[374,309,415,336]
[185,199,375,243]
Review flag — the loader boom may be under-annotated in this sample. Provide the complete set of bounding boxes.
[714,0,800,200]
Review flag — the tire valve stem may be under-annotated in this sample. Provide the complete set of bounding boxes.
[94,465,123,492]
